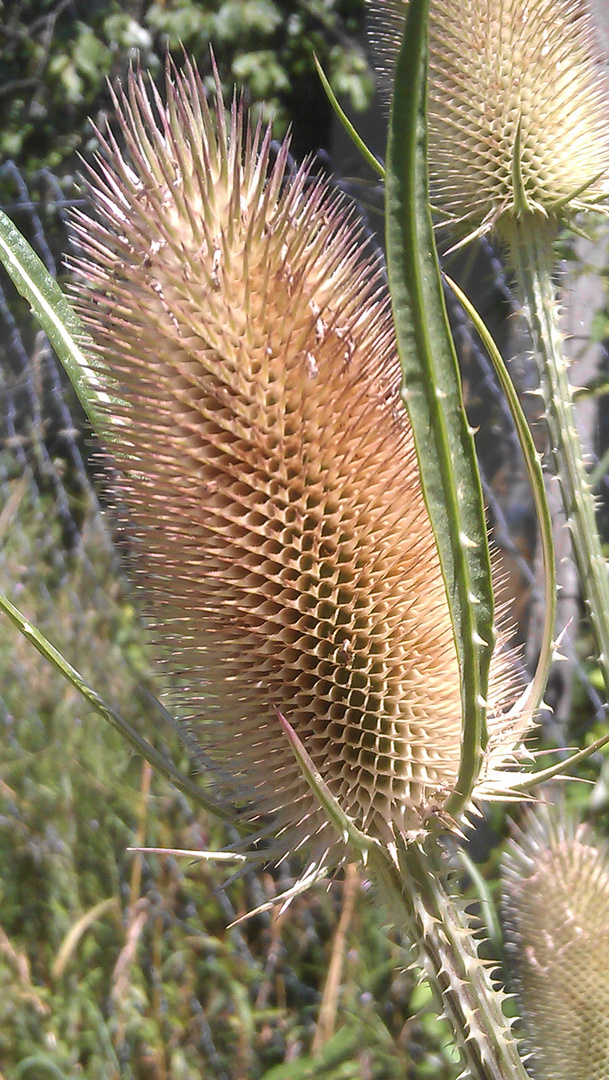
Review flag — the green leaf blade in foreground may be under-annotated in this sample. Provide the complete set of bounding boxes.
[0,207,111,430]
[0,588,236,822]
[385,0,494,816]
[0,211,252,827]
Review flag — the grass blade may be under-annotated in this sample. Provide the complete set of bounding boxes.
[0,588,236,822]
[0,208,111,427]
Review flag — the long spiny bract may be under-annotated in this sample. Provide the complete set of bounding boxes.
[72,61,522,859]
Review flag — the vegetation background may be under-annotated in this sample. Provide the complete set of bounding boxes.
[0,1,608,1077]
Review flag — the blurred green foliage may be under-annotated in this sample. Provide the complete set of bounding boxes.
[0,0,373,172]
[0,462,460,1076]
[3,3,609,1075]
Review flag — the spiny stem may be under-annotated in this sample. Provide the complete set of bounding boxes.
[506,217,609,698]
[283,715,527,1076]
[369,841,528,1080]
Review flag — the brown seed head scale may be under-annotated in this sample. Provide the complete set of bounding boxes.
[369,0,609,242]
[71,61,521,860]
[502,806,609,1080]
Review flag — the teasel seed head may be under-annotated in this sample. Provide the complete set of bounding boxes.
[72,60,522,859]
[502,805,609,1080]
[369,0,609,242]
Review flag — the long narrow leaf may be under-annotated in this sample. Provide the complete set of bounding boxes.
[385,0,494,816]
[313,56,386,179]
[0,207,109,427]
[0,211,243,817]
[0,589,236,822]
[52,897,120,981]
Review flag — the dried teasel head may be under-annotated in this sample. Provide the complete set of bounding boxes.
[72,60,522,860]
[369,0,609,242]
[502,805,609,1080]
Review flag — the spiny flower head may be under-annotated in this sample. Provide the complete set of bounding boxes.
[72,61,520,859]
[502,805,609,1080]
[369,0,609,241]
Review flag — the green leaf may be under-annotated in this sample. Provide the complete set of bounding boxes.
[384,0,494,816]
[0,588,237,823]
[261,1024,363,1079]
[0,208,110,430]
[0,212,237,814]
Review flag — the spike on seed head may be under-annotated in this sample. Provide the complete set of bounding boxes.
[369,0,609,240]
[502,805,609,1080]
[72,59,523,858]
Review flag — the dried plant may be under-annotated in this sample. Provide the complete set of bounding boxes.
[70,64,464,855]
[502,806,609,1080]
[370,0,609,242]
[69,62,526,860]
[2,1,609,1077]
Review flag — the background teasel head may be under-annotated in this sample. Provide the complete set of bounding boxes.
[502,805,609,1080]
[71,60,523,860]
[369,0,609,242]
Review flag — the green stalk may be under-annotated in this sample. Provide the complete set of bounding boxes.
[506,216,609,697]
[281,711,528,1080]
[374,840,529,1080]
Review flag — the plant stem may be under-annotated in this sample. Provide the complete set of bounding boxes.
[369,841,528,1080]
[282,652,526,1076]
[507,216,609,698]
